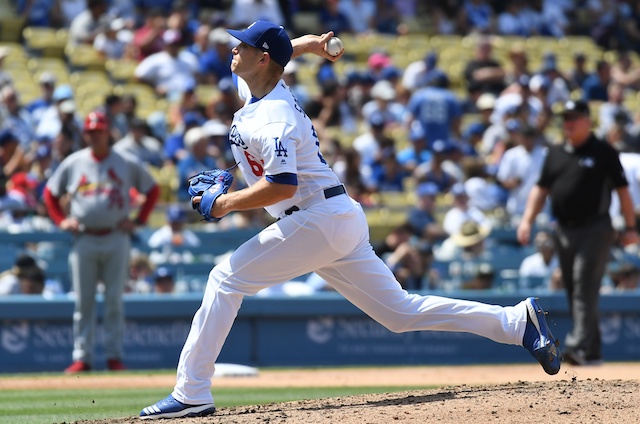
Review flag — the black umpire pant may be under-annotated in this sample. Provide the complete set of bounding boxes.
[553,215,614,359]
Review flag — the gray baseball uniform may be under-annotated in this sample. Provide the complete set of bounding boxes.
[46,147,156,364]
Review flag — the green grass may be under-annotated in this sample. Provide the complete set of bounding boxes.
[0,385,429,424]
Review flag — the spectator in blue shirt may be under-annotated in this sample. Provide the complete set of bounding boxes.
[319,0,352,35]
[25,72,56,127]
[164,112,205,164]
[397,121,432,173]
[199,27,233,85]
[177,126,218,201]
[582,60,612,102]
[463,0,495,34]
[407,74,462,149]
[370,147,409,192]
[417,139,459,193]
[407,181,446,241]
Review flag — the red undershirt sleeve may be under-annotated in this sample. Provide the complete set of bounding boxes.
[43,186,66,226]
[136,184,160,225]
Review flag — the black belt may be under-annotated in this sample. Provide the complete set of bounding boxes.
[559,214,608,229]
[284,185,346,216]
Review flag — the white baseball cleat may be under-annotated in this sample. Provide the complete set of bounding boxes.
[139,394,215,420]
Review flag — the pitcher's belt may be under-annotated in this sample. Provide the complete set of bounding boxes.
[283,185,346,216]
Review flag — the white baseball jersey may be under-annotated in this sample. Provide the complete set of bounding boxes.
[231,77,342,218]
[496,144,547,216]
[610,152,640,218]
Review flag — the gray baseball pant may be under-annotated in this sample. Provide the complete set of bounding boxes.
[68,232,130,364]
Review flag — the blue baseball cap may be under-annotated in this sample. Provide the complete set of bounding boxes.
[52,84,73,102]
[432,139,456,154]
[506,118,522,132]
[424,51,438,70]
[166,204,186,222]
[451,182,467,197]
[0,128,16,145]
[227,20,293,68]
[153,266,173,280]
[183,112,204,127]
[218,76,235,93]
[464,122,486,138]
[368,111,386,128]
[416,182,439,197]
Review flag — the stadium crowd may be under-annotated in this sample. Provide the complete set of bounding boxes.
[1,0,640,297]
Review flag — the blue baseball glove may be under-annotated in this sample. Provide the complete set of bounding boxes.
[188,169,234,222]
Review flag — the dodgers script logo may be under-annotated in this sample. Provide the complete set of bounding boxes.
[229,125,247,150]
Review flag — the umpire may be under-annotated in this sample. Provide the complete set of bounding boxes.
[517,99,639,365]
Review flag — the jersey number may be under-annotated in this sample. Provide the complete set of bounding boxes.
[311,125,327,164]
[244,151,264,176]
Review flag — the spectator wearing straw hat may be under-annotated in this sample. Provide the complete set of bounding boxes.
[443,183,491,236]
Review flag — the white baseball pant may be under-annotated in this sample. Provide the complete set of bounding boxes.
[172,195,528,404]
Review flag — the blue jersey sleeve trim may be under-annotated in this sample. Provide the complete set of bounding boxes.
[232,73,239,89]
[266,173,298,185]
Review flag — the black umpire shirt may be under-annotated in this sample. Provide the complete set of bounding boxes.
[537,134,628,226]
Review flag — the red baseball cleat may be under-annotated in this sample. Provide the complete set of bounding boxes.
[64,361,91,374]
[107,358,127,371]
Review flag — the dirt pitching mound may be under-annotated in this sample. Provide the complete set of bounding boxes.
[74,378,640,424]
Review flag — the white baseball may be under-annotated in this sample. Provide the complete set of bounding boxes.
[325,37,343,56]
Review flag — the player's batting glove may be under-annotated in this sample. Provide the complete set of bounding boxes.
[188,169,234,222]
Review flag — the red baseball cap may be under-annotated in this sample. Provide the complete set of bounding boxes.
[84,111,109,131]
[10,172,39,190]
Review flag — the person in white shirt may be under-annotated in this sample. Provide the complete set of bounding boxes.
[541,0,569,37]
[147,205,201,250]
[68,0,108,45]
[93,18,128,59]
[519,230,561,291]
[352,111,393,167]
[498,3,527,36]
[135,29,199,101]
[481,103,521,159]
[361,79,405,126]
[610,151,640,224]
[60,0,88,27]
[228,0,285,28]
[0,86,35,150]
[36,85,82,143]
[442,182,491,236]
[114,118,164,168]
[597,81,631,138]
[338,0,375,34]
[491,75,543,127]
[496,124,547,221]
